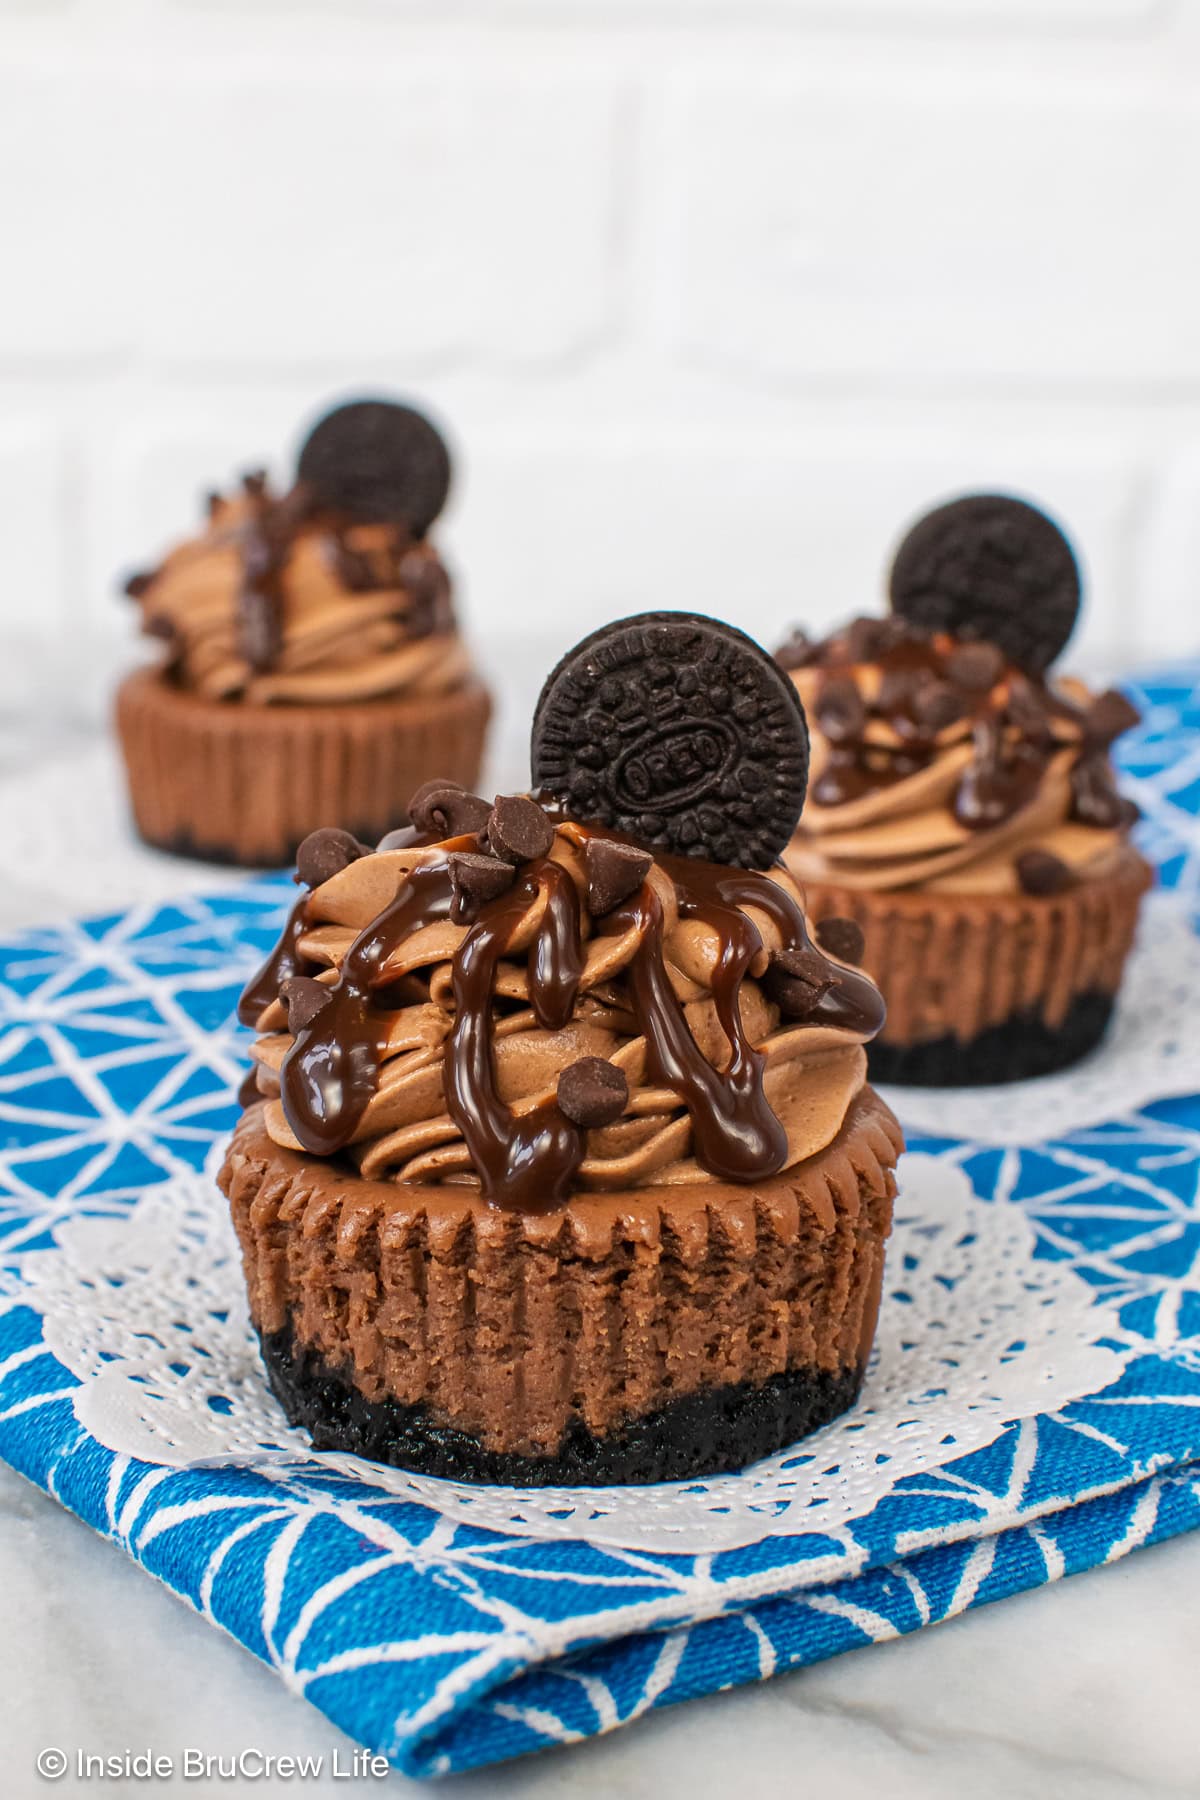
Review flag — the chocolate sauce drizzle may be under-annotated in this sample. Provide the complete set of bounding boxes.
[445,870,585,1209]
[279,863,456,1157]
[237,894,314,1028]
[527,861,585,1031]
[236,480,303,671]
[620,883,787,1184]
[799,619,1135,833]
[133,473,453,677]
[236,1066,262,1109]
[241,830,883,1210]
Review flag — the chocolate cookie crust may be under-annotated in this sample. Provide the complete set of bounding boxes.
[866,991,1115,1087]
[259,1322,866,1485]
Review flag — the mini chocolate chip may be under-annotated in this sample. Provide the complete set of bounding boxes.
[242,468,269,499]
[763,946,835,1019]
[448,851,516,923]
[815,917,866,964]
[1085,688,1141,747]
[584,838,652,915]
[557,1057,628,1129]
[775,626,817,670]
[815,676,866,745]
[878,667,916,715]
[408,779,492,838]
[913,680,966,734]
[776,946,833,983]
[295,826,369,889]
[123,569,155,599]
[945,640,1006,690]
[205,490,223,520]
[873,615,915,654]
[486,795,555,865]
[842,617,893,662]
[281,975,331,1032]
[1015,850,1075,897]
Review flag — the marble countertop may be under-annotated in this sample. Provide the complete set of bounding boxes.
[3,742,1198,1800]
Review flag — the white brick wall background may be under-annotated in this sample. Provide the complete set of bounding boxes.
[3,0,1200,781]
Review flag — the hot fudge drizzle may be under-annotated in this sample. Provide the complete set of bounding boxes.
[131,471,454,680]
[239,825,883,1209]
[789,621,1137,833]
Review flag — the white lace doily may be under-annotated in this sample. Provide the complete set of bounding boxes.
[880,891,1200,1146]
[15,1152,1126,1553]
[0,742,258,924]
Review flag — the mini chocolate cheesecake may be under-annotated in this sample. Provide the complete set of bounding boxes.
[778,495,1152,1086]
[115,396,490,866]
[222,614,902,1484]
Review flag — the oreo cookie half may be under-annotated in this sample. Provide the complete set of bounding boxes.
[888,494,1080,676]
[531,612,810,867]
[296,398,451,534]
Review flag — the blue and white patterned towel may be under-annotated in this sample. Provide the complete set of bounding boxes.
[1,666,1198,1778]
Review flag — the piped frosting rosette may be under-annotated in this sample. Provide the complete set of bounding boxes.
[779,495,1144,901]
[124,399,468,707]
[784,628,1140,897]
[131,489,467,705]
[240,796,885,1206]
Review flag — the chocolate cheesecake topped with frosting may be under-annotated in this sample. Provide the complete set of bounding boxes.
[778,494,1152,1085]
[221,613,902,1484]
[114,396,490,865]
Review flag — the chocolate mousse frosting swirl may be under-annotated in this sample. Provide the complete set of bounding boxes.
[125,474,467,707]
[239,796,886,1210]
[779,617,1142,897]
